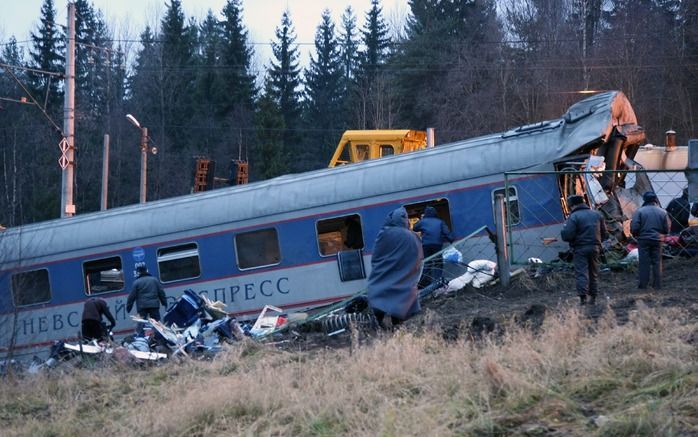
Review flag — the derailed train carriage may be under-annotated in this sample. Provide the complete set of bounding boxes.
[0,91,648,360]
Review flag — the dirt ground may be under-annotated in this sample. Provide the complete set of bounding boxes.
[279,257,698,351]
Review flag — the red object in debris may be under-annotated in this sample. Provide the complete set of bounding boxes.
[665,235,681,246]
[626,242,637,252]
[275,316,288,327]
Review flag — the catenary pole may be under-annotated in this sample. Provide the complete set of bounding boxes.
[61,2,76,217]
[100,134,110,210]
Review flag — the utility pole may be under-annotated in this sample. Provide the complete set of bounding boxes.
[140,127,148,203]
[100,134,109,210]
[61,2,76,217]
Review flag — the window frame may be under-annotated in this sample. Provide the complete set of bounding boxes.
[315,213,365,257]
[11,268,52,307]
[82,255,125,296]
[402,197,453,231]
[379,144,395,157]
[156,242,202,283]
[234,227,282,271]
[491,186,521,226]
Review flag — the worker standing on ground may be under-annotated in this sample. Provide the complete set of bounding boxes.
[631,191,670,289]
[560,195,608,305]
[367,207,424,329]
[413,206,454,286]
[127,265,167,328]
[666,188,690,234]
[81,297,116,341]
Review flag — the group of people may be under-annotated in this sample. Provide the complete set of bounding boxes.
[561,190,674,305]
[367,206,453,328]
[80,264,167,342]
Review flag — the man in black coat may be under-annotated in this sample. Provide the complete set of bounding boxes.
[81,297,116,341]
[413,206,454,285]
[631,191,670,289]
[127,265,167,321]
[666,188,690,234]
[561,195,608,305]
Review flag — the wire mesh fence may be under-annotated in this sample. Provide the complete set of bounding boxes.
[502,168,697,265]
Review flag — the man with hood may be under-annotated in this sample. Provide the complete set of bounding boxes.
[414,206,454,285]
[631,191,670,289]
[127,264,167,322]
[666,188,690,234]
[561,195,608,305]
[367,207,424,328]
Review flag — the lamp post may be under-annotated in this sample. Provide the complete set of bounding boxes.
[126,114,157,203]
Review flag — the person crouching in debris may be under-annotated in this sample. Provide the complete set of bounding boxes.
[414,206,454,286]
[82,297,116,341]
[367,207,424,329]
[127,265,167,333]
[560,195,608,305]
[631,191,670,289]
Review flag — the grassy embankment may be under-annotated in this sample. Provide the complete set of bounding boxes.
[1,303,696,436]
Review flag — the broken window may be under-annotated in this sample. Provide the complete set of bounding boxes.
[380,145,394,157]
[316,214,364,256]
[403,198,453,230]
[235,228,281,269]
[354,144,369,162]
[157,243,201,282]
[12,269,51,307]
[84,256,124,295]
[492,187,520,225]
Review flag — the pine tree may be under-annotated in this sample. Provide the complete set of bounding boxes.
[339,6,360,87]
[269,11,302,157]
[159,0,197,156]
[358,0,391,82]
[219,0,256,112]
[196,9,221,108]
[303,9,345,169]
[254,78,287,180]
[28,0,64,116]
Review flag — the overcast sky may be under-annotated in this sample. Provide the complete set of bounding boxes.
[0,0,409,71]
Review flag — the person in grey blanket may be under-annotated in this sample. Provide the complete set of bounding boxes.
[367,207,424,328]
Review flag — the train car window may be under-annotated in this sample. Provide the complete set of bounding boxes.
[380,145,394,157]
[403,198,452,230]
[316,214,364,256]
[11,269,51,307]
[235,228,281,270]
[492,187,521,225]
[157,243,201,282]
[83,257,124,295]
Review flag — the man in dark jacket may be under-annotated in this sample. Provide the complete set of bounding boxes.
[413,206,454,285]
[631,191,670,289]
[367,207,424,329]
[127,265,167,322]
[81,297,116,341]
[560,195,608,305]
[666,188,690,234]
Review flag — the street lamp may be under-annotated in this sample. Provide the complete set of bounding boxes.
[126,114,157,203]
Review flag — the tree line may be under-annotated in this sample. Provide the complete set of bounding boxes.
[1,0,696,226]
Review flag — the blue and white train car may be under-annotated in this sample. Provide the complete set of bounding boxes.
[0,91,645,359]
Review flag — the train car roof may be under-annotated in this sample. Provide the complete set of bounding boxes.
[0,91,638,266]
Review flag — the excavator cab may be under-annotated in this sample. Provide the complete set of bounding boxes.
[328,130,427,167]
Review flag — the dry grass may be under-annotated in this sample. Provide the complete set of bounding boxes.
[1,305,696,436]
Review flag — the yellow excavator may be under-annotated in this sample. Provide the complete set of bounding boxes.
[328,130,428,167]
